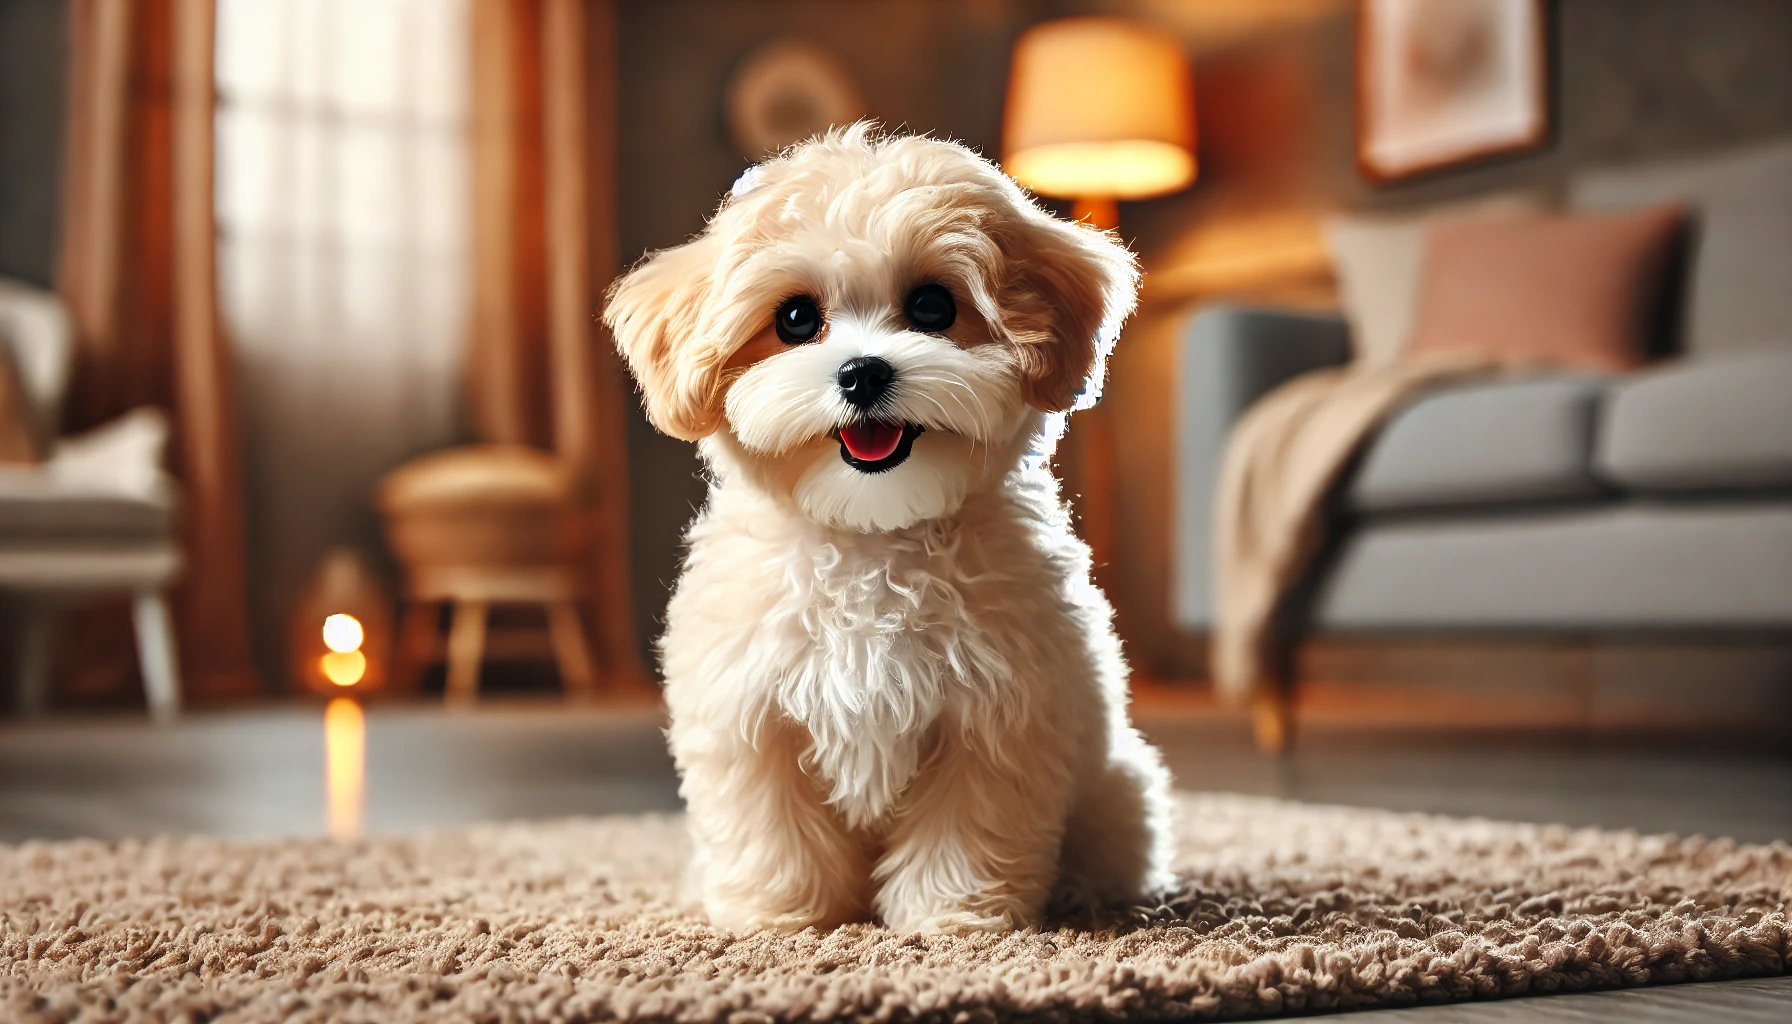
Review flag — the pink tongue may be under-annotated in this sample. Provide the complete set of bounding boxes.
[840,421,903,462]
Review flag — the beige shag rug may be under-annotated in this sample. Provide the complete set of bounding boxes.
[3,794,1789,1023]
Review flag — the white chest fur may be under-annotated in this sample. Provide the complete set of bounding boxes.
[661,469,1091,831]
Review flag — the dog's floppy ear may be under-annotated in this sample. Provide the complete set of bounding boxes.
[602,234,727,441]
[999,211,1140,413]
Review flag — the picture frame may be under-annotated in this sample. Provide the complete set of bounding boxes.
[1356,0,1549,183]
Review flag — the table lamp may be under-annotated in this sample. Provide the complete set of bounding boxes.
[1003,17,1197,230]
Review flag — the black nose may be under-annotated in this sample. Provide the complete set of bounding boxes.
[836,356,895,410]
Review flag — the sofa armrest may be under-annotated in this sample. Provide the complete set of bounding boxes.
[1173,305,1351,629]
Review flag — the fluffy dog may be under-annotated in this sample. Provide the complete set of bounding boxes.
[603,125,1174,933]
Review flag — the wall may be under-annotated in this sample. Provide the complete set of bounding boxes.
[1122,0,1792,260]
[0,0,66,288]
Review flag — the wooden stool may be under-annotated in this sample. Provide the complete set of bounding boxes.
[378,444,601,705]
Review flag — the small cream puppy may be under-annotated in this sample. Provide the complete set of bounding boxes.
[603,125,1173,934]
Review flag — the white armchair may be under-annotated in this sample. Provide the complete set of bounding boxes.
[0,279,183,721]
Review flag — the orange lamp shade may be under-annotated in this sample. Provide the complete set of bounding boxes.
[1003,17,1197,202]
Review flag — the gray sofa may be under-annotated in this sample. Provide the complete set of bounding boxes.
[1173,139,1792,726]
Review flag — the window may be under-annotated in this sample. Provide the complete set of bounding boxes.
[215,0,470,660]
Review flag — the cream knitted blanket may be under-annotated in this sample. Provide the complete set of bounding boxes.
[1211,352,1507,700]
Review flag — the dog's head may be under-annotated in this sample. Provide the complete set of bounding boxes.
[603,125,1138,532]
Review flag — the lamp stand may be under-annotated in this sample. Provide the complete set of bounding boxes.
[1071,197,1120,230]
[1060,194,1121,600]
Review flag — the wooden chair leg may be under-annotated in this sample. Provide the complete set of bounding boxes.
[545,599,598,702]
[14,602,54,717]
[132,590,182,724]
[444,599,488,708]
[393,600,440,695]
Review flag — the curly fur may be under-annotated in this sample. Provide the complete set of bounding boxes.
[603,125,1174,934]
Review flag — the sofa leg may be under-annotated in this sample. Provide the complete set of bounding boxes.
[1252,684,1294,755]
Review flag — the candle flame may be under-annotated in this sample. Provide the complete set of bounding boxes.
[324,697,365,839]
[323,613,365,653]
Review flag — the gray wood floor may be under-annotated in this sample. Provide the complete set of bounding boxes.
[1,702,1787,1021]
[1308,976,1792,1022]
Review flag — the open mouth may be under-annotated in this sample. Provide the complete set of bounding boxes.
[835,420,924,473]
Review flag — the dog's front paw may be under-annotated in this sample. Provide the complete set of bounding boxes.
[705,899,857,935]
[884,895,1039,935]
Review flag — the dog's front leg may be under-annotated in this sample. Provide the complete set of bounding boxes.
[873,724,1075,933]
[675,718,871,933]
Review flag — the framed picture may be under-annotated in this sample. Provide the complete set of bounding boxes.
[1356,0,1548,182]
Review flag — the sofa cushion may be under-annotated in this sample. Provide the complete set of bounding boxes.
[1571,137,1792,356]
[0,476,175,540]
[1348,375,1609,515]
[1313,504,1792,630]
[1596,349,1792,494]
[0,406,177,541]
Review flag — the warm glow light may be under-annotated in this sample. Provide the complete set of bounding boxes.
[324,697,365,839]
[1005,140,1197,201]
[1003,17,1197,201]
[321,650,367,687]
[322,613,365,653]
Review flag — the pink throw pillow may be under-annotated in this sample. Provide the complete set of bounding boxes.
[1407,205,1686,371]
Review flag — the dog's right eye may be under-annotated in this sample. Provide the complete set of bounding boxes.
[774,296,822,344]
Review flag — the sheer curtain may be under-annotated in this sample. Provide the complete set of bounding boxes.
[215,0,471,683]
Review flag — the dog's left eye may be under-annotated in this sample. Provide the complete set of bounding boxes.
[904,284,956,333]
